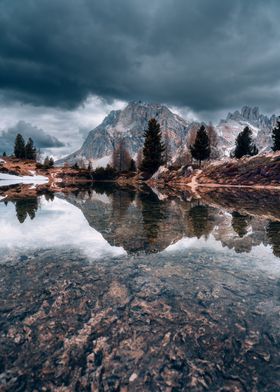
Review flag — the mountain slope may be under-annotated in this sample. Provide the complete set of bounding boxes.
[56,101,193,166]
[57,103,278,166]
[217,106,277,155]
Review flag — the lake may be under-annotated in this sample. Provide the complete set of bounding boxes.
[0,184,280,391]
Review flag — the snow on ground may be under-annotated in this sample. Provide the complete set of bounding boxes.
[0,173,49,186]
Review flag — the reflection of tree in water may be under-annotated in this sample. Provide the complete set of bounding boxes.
[44,192,55,202]
[112,188,136,220]
[140,190,166,247]
[231,211,251,238]
[266,221,280,258]
[15,198,39,223]
[188,204,213,239]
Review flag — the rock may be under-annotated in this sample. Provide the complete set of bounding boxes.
[129,373,138,382]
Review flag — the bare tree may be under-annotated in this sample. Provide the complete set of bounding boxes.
[112,139,132,172]
[186,125,199,149]
[136,148,143,169]
[207,123,220,159]
[77,158,87,169]
[173,147,192,167]
[36,148,42,163]
[163,132,172,165]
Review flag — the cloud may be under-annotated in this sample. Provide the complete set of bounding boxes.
[0,121,64,153]
[0,95,126,158]
[0,0,279,115]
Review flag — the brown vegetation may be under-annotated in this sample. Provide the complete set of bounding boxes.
[197,152,280,186]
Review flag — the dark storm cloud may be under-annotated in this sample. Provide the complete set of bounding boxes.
[0,0,280,113]
[0,121,64,154]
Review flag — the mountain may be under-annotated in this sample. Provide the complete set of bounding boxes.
[57,103,278,166]
[216,105,278,155]
[56,101,193,167]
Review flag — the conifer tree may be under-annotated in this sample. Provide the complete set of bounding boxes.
[14,133,26,159]
[129,159,136,172]
[49,157,54,167]
[233,126,258,159]
[140,118,165,174]
[25,138,37,160]
[3,152,6,157]
[190,125,211,166]
[272,119,280,152]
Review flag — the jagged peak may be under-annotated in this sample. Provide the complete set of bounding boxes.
[223,105,278,128]
[125,100,172,113]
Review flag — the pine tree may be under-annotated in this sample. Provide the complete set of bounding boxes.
[272,119,280,152]
[129,159,136,172]
[140,118,165,174]
[233,126,258,159]
[3,152,6,157]
[49,157,54,167]
[190,125,211,166]
[25,138,37,160]
[14,133,26,159]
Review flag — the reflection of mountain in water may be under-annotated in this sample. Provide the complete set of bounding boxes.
[62,185,196,253]
[62,185,280,257]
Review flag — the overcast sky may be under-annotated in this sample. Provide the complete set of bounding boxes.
[0,0,280,157]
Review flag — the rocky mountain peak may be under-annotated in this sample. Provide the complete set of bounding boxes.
[56,102,279,166]
[225,105,276,129]
[57,101,194,166]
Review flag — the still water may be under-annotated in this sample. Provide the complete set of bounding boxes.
[0,184,280,391]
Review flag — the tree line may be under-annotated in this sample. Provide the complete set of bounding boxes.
[6,117,280,178]
[14,133,37,160]
[2,133,55,168]
[134,116,280,173]
[77,116,280,180]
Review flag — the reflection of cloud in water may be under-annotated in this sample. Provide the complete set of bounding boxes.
[164,235,225,253]
[164,235,280,276]
[0,197,126,259]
